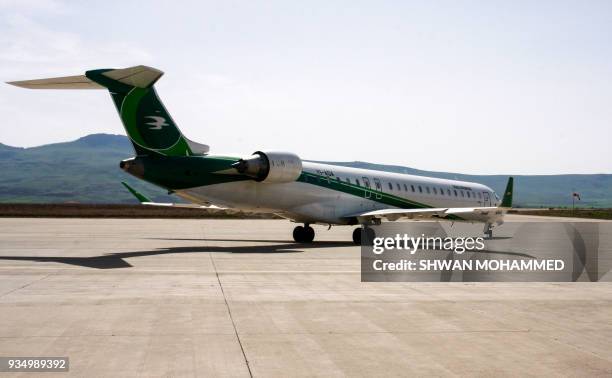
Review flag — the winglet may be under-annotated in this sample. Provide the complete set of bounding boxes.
[501,177,513,207]
[121,182,152,203]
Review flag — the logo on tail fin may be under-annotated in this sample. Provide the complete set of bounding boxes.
[145,116,169,130]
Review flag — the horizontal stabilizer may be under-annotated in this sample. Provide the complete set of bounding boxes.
[6,65,163,90]
[7,75,104,89]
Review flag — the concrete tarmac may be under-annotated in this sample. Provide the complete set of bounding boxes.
[0,217,611,377]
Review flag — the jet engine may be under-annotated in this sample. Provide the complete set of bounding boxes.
[232,151,302,183]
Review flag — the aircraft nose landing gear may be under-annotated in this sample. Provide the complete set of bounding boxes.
[484,223,493,239]
[293,224,315,243]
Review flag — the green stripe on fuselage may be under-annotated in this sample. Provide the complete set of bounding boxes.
[297,171,432,209]
[296,171,466,220]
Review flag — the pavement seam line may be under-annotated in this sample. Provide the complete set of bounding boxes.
[0,272,54,298]
[209,253,253,378]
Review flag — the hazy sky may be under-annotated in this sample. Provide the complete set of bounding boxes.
[1,0,611,174]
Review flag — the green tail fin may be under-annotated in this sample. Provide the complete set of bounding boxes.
[85,66,208,156]
[8,65,209,157]
[121,182,152,203]
[501,177,513,207]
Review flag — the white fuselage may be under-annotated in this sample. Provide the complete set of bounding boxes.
[175,161,502,226]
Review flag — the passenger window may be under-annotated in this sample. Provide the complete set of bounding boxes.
[403,183,408,191]
[433,187,437,195]
[460,191,465,197]
[356,179,360,186]
[439,188,444,195]
[467,191,471,198]
[411,185,415,192]
[418,186,423,193]
[345,178,350,184]
[388,182,393,190]
[426,186,430,194]
[453,190,458,196]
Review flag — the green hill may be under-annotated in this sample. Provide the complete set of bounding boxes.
[0,134,174,203]
[0,134,610,207]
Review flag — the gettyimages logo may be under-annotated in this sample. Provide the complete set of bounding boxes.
[361,221,612,282]
[372,234,485,255]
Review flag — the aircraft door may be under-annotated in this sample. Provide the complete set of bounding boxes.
[483,191,491,206]
[373,178,383,200]
[362,177,371,198]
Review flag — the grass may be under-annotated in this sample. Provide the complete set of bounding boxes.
[0,203,279,219]
[509,208,612,220]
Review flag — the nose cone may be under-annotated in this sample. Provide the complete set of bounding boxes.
[119,157,145,179]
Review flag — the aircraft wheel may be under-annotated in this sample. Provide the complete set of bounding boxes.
[353,227,376,245]
[293,226,305,243]
[352,228,361,245]
[303,226,315,243]
[363,227,376,246]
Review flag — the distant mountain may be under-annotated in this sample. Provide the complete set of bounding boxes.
[0,134,610,207]
[0,134,174,203]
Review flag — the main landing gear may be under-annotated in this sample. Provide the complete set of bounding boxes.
[293,224,315,243]
[484,223,493,239]
[352,227,376,245]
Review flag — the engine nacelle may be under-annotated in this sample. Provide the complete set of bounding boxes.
[232,151,302,183]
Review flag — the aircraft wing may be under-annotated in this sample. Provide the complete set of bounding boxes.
[139,202,228,210]
[344,207,503,221]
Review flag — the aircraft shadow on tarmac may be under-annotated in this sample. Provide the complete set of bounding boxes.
[0,240,536,270]
[0,240,355,269]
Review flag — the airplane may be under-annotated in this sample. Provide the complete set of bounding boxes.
[8,65,513,244]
